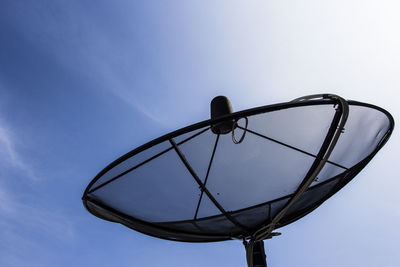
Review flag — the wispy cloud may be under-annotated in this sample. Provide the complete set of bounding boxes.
[0,119,76,266]
[0,185,76,267]
[0,121,36,180]
[0,186,75,242]
[0,120,72,238]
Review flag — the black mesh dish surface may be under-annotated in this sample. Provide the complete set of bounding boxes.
[83,99,394,242]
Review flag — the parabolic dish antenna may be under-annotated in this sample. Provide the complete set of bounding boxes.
[83,94,394,266]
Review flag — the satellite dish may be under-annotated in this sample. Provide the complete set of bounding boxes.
[82,94,394,267]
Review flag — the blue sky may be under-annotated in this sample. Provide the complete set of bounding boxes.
[0,1,399,266]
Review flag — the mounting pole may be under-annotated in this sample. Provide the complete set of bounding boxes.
[244,240,267,267]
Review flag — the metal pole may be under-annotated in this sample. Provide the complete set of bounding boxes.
[244,240,267,267]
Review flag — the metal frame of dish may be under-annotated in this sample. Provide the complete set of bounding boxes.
[82,94,394,267]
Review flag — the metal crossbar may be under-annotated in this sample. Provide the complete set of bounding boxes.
[169,138,249,234]
[236,126,348,170]
[253,94,349,242]
[88,127,210,194]
[194,134,220,219]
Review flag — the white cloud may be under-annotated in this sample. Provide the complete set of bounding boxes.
[0,185,76,267]
[0,186,75,242]
[0,122,36,180]
[0,121,75,266]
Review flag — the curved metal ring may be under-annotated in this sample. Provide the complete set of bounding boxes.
[232,117,248,144]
